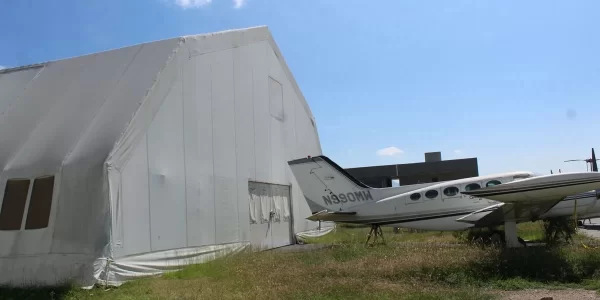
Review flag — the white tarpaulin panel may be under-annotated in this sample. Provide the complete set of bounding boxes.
[0,66,41,116]
[147,78,187,252]
[184,54,216,248]
[210,49,240,244]
[251,42,272,183]
[117,135,151,258]
[97,242,248,287]
[233,44,256,243]
[0,26,330,288]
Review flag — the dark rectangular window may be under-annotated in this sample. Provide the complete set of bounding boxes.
[25,176,55,230]
[0,179,31,230]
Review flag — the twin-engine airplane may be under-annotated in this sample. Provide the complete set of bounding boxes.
[288,154,600,248]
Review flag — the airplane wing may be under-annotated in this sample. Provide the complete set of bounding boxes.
[461,172,600,203]
[458,172,600,226]
[456,201,560,227]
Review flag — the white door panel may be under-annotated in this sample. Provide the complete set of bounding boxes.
[249,181,292,250]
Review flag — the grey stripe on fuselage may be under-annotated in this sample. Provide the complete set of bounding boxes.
[305,194,485,225]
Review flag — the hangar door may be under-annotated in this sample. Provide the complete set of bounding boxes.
[248,181,292,250]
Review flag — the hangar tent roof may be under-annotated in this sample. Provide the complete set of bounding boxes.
[0,26,318,173]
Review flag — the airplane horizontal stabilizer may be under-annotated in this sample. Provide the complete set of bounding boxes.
[306,210,357,222]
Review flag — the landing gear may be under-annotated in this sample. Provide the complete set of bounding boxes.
[365,224,386,246]
[504,220,525,248]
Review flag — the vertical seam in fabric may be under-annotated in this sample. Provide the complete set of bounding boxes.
[210,64,217,245]
[251,56,257,180]
[48,170,62,253]
[232,50,241,241]
[118,168,125,250]
[267,44,273,184]
[181,61,189,247]
[146,134,153,251]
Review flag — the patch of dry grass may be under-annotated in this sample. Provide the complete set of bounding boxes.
[3,223,600,300]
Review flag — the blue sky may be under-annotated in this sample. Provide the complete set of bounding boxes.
[2,0,600,175]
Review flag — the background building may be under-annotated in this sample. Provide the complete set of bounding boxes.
[345,152,479,188]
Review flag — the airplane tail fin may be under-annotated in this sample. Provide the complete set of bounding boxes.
[288,156,377,213]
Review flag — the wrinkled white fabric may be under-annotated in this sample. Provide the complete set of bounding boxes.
[249,191,258,224]
[272,186,282,222]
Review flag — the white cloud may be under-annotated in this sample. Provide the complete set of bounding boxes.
[174,0,212,8]
[454,149,462,154]
[0,66,5,70]
[233,0,246,8]
[170,0,246,9]
[376,146,404,157]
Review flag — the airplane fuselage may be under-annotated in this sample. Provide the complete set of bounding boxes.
[329,172,600,231]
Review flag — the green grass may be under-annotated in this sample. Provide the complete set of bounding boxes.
[2,222,600,300]
[304,225,458,245]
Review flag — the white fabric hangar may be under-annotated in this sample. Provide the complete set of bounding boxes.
[0,26,332,287]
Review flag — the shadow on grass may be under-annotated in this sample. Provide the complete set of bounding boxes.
[0,285,74,300]
[470,247,598,283]
[405,246,600,289]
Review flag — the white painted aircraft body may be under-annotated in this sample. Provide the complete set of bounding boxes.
[288,156,600,247]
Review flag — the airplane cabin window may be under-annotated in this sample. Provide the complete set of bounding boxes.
[425,190,439,199]
[486,180,502,187]
[443,186,459,197]
[410,193,421,201]
[465,183,481,191]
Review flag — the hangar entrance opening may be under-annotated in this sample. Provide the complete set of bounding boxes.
[248,181,292,250]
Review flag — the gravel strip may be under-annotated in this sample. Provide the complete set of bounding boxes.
[495,289,599,300]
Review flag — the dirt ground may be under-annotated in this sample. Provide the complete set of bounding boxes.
[496,289,599,300]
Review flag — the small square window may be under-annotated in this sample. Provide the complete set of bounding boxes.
[25,176,55,230]
[0,179,31,230]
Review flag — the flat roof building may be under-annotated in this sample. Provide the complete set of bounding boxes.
[345,152,479,188]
